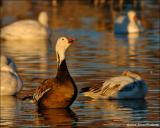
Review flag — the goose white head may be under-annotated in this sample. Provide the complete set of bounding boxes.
[0,56,15,75]
[128,10,137,22]
[55,37,74,66]
[0,55,16,71]
[38,11,48,26]
[1,65,15,74]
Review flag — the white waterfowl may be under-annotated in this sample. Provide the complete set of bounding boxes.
[81,71,148,99]
[0,55,23,95]
[0,11,49,40]
[114,10,144,34]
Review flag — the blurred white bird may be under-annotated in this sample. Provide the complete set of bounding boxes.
[0,11,49,40]
[0,55,23,95]
[114,10,144,34]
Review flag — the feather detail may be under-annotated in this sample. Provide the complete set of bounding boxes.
[82,71,148,99]
[33,88,51,103]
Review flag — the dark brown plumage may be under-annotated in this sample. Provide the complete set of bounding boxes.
[38,108,77,127]
[34,60,77,109]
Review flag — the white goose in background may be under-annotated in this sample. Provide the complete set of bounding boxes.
[0,11,49,40]
[114,10,144,34]
[81,71,148,99]
[0,55,23,95]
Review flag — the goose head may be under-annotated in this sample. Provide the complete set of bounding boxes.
[38,11,48,27]
[55,37,74,66]
[0,55,16,71]
[1,65,15,74]
[1,56,15,74]
[128,10,137,22]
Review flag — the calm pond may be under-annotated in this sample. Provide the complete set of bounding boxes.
[0,0,160,128]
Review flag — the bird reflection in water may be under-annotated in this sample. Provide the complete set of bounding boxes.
[118,100,148,121]
[0,96,21,127]
[1,39,49,75]
[78,98,147,127]
[127,33,140,58]
[1,39,48,58]
[115,32,140,68]
[38,108,78,128]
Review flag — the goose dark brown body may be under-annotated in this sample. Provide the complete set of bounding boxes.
[35,60,77,109]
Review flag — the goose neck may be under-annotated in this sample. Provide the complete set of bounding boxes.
[56,59,71,81]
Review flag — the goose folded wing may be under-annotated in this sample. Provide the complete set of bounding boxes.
[100,82,121,96]
[89,81,104,93]
[100,76,135,95]
[80,81,104,93]
[33,79,55,102]
[101,80,140,96]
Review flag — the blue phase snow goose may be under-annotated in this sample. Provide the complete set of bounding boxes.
[0,11,49,40]
[24,37,77,109]
[0,55,23,95]
[81,71,148,99]
[114,10,144,34]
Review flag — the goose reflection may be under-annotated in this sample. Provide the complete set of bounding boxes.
[118,100,148,121]
[1,39,49,71]
[0,96,21,127]
[115,32,140,67]
[80,99,147,123]
[1,39,48,56]
[127,33,139,58]
[38,108,78,128]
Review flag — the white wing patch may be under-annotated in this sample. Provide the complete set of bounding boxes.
[100,76,135,96]
[33,88,51,102]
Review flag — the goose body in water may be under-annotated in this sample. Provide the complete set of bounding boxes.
[114,10,144,34]
[0,55,23,95]
[23,37,77,109]
[0,11,49,40]
[81,71,148,99]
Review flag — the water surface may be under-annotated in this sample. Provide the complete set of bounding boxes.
[0,1,160,127]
